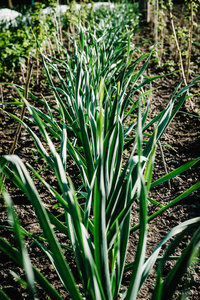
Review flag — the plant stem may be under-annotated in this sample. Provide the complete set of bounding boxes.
[154,0,158,44]
[158,140,171,190]
[168,1,187,87]
[168,1,193,110]
[175,5,185,63]
[160,0,164,64]
[57,0,63,47]
[36,48,39,85]
[186,1,193,82]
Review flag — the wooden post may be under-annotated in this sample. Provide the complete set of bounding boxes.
[139,0,152,25]
[8,0,14,9]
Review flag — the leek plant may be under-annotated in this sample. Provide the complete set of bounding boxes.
[0,4,200,300]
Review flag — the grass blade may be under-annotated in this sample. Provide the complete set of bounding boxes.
[2,155,82,299]
[0,238,63,300]
[125,107,147,300]
[0,289,10,300]
[150,157,200,188]
[152,225,200,300]
[2,189,38,299]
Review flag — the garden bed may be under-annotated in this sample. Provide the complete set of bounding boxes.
[0,3,200,299]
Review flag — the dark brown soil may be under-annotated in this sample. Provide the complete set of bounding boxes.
[0,4,200,299]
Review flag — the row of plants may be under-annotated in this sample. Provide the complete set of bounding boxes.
[1,0,199,81]
[0,3,200,299]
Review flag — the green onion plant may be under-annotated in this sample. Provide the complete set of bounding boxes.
[0,4,200,300]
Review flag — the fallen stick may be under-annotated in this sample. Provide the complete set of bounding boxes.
[1,60,33,190]
[9,61,33,155]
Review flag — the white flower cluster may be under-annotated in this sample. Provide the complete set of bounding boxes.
[0,3,115,27]
[0,8,22,26]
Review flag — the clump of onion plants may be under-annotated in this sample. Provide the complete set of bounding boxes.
[0,4,200,300]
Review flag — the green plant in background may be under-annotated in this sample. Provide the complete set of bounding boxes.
[147,0,200,80]
[0,27,32,77]
[0,3,200,300]
[167,0,200,79]
[183,0,200,81]
[0,1,61,78]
